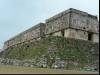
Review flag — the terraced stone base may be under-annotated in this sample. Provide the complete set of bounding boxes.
[0,36,99,71]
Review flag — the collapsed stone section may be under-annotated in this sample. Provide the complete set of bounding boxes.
[3,8,99,50]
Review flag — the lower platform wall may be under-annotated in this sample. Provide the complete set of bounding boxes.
[51,28,99,43]
[0,36,99,71]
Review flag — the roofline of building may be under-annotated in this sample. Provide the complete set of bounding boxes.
[4,23,44,43]
[46,8,98,23]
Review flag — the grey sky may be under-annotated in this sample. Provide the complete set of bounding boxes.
[0,0,99,51]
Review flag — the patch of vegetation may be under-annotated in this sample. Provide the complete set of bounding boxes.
[0,36,99,70]
[0,65,99,74]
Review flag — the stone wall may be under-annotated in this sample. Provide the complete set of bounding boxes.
[45,8,99,42]
[70,11,99,33]
[3,23,45,49]
[92,34,99,42]
[52,31,62,37]
[65,29,88,40]
[0,37,99,71]
[3,8,99,50]
[45,13,70,35]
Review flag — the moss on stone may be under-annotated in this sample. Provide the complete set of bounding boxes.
[0,36,99,70]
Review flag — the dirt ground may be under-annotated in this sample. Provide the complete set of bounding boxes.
[0,65,99,74]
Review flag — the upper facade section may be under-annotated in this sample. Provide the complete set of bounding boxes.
[3,8,99,50]
[45,8,99,35]
[4,23,45,49]
[70,8,99,33]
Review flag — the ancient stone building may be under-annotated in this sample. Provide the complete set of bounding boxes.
[45,8,99,42]
[3,8,99,50]
[3,23,45,49]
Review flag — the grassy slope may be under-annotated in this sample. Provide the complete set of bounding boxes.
[0,36,99,69]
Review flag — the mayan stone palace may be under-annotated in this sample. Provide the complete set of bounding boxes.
[3,8,99,50]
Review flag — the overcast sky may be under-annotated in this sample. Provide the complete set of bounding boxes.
[0,0,99,51]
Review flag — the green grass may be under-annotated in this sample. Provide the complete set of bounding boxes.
[0,65,99,74]
[0,36,99,70]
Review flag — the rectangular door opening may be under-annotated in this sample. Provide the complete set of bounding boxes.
[88,32,93,41]
[61,30,65,37]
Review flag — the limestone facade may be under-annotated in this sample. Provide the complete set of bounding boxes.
[4,23,45,49]
[3,8,99,50]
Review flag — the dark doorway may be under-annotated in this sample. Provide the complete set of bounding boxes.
[61,30,65,37]
[50,33,53,36]
[27,45,29,48]
[88,33,93,41]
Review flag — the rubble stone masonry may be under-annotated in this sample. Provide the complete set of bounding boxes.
[3,8,99,50]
